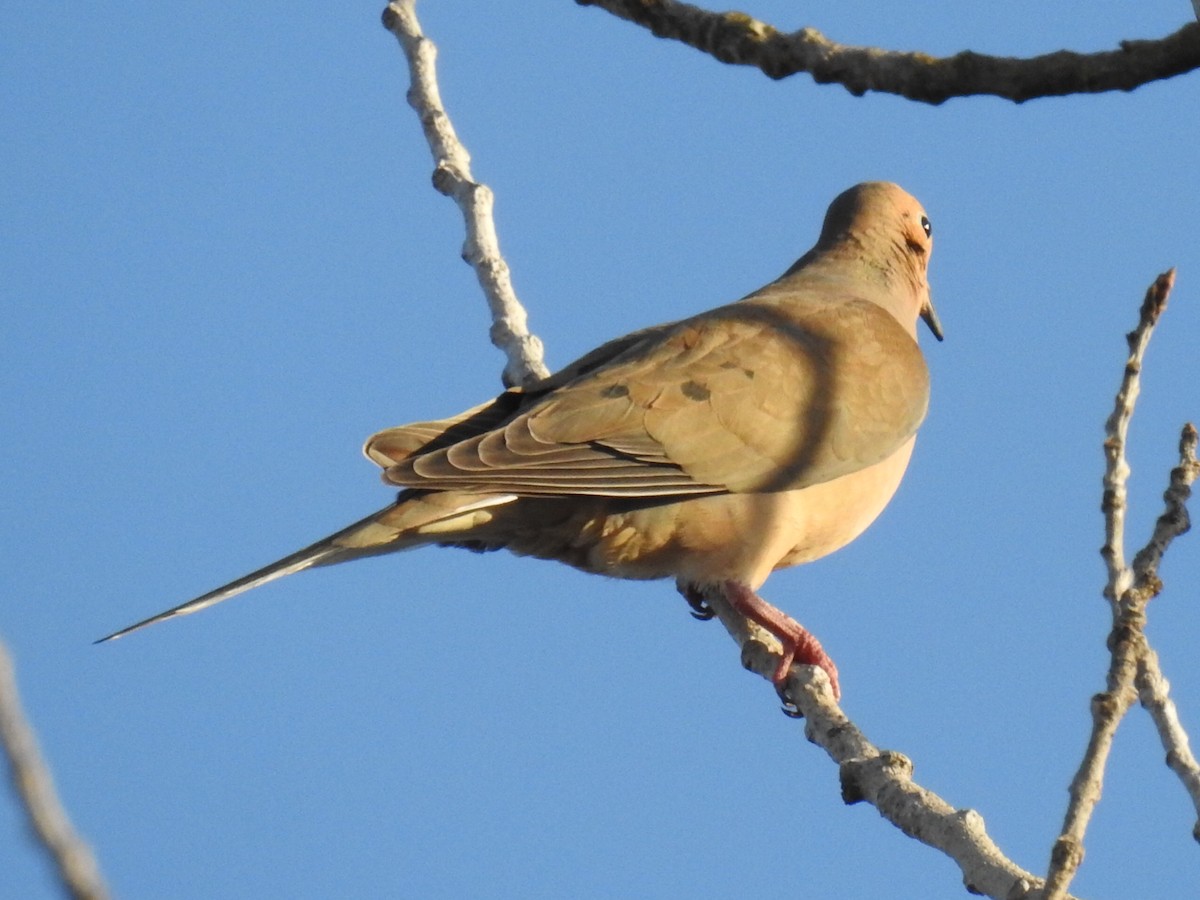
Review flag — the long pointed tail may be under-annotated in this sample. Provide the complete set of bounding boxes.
[95,506,396,642]
[96,492,516,643]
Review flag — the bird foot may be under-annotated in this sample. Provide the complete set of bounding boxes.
[718,580,841,709]
[679,579,841,711]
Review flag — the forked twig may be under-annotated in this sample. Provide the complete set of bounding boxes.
[1044,271,1200,900]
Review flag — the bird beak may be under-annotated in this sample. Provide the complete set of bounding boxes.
[920,298,944,342]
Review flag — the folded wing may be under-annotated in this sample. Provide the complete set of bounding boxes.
[365,297,929,499]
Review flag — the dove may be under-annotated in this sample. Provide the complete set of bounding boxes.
[99,181,942,702]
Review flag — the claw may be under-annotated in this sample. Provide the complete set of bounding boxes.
[679,583,716,621]
[777,682,803,718]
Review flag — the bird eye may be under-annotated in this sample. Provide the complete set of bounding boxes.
[920,216,932,238]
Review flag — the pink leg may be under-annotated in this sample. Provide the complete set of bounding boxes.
[720,580,841,701]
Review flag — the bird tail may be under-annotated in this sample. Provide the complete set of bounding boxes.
[96,490,516,643]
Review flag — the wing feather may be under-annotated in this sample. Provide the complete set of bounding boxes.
[370,294,929,498]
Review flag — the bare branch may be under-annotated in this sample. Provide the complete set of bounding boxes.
[693,584,1067,900]
[1138,645,1200,841]
[1130,420,1199,598]
[1099,270,1175,615]
[381,0,549,388]
[1043,271,1185,900]
[1131,423,1200,838]
[576,0,1200,105]
[1043,640,1139,900]
[1,638,110,900]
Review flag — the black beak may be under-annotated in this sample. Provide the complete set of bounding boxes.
[920,298,944,342]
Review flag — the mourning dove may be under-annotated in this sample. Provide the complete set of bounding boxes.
[99,181,942,702]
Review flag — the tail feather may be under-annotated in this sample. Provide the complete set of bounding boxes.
[95,541,343,643]
[96,492,517,643]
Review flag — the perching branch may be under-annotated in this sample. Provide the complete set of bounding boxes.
[576,0,1200,105]
[693,583,1072,900]
[1043,271,1200,900]
[381,0,548,388]
[0,638,110,900]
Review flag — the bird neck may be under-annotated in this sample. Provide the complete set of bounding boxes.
[774,241,926,339]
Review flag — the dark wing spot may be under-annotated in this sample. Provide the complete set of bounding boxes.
[681,380,711,401]
[720,361,754,379]
[601,383,630,398]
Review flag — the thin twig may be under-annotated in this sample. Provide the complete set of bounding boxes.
[1129,420,1199,601]
[1133,423,1200,837]
[1099,272,1175,615]
[693,584,1068,900]
[1042,271,1178,900]
[1138,646,1200,841]
[381,0,548,388]
[0,638,110,900]
[1043,641,1139,900]
[576,0,1200,105]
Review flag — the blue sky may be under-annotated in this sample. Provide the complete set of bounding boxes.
[4,2,1200,898]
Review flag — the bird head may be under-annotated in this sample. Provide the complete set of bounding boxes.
[819,182,944,342]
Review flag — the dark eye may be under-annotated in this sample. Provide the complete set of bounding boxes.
[920,216,932,238]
